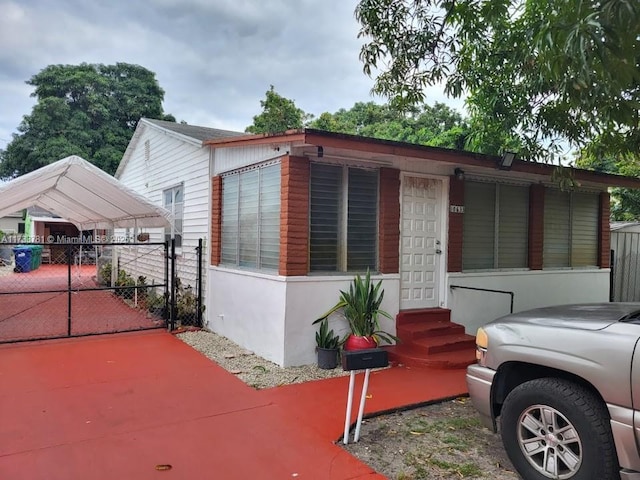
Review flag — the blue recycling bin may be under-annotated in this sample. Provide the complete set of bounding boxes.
[13,246,32,273]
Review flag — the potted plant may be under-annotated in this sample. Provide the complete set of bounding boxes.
[313,269,398,351]
[315,318,340,369]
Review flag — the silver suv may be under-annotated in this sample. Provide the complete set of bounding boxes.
[466,303,640,480]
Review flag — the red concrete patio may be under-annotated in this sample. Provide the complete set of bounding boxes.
[0,330,468,479]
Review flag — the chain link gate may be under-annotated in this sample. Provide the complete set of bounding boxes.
[0,241,170,343]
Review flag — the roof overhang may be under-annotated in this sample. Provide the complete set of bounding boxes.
[205,129,640,190]
[0,156,171,230]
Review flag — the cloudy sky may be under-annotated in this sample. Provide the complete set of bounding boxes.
[0,0,464,152]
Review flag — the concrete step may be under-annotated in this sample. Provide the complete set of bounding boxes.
[383,344,477,369]
[396,308,451,325]
[412,333,476,354]
[396,321,466,342]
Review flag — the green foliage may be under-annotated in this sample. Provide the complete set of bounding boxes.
[309,101,473,151]
[245,85,312,134]
[174,277,204,320]
[576,146,640,220]
[0,63,174,179]
[355,0,640,160]
[313,269,398,345]
[315,318,340,349]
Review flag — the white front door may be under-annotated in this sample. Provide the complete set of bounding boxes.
[400,176,443,309]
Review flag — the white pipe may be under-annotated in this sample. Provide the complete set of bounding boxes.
[354,369,371,443]
[343,371,356,444]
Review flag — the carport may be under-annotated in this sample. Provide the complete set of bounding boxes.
[0,155,173,342]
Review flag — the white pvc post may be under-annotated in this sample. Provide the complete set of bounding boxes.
[343,371,356,444]
[353,368,371,442]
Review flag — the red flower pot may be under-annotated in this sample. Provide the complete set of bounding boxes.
[344,334,377,351]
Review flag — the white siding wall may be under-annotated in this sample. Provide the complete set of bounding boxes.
[116,125,209,318]
[207,268,400,367]
[446,269,611,335]
[213,144,291,175]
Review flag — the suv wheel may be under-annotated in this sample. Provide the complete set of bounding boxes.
[500,378,618,480]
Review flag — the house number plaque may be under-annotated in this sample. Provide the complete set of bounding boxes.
[450,205,465,213]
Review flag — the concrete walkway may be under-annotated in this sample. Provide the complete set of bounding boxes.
[0,330,468,479]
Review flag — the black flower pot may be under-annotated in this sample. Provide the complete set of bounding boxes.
[317,347,339,369]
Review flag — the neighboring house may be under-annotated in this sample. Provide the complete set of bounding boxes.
[0,211,24,236]
[610,222,640,302]
[203,129,640,367]
[115,118,243,308]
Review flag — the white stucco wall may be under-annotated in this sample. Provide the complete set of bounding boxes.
[207,268,400,367]
[446,269,611,335]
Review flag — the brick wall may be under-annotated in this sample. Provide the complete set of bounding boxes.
[379,168,401,274]
[210,176,222,265]
[279,156,310,276]
[447,175,464,272]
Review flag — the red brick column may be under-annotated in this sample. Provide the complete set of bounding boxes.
[598,191,611,268]
[210,176,222,265]
[280,156,310,276]
[528,184,545,270]
[447,175,464,272]
[379,168,400,274]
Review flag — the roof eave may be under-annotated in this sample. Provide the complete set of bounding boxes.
[203,128,640,190]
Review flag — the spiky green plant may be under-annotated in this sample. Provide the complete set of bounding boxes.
[315,318,340,349]
[313,269,398,345]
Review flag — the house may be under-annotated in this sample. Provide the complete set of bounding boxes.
[0,211,24,237]
[114,118,243,308]
[202,129,640,367]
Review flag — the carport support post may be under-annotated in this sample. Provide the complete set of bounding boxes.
[67,243,72,336]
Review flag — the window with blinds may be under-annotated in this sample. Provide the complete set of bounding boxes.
[543,189,598,268]
[163,184,184,248]
[221,163,281,270]
[310,163,378,272]
[462,181,529,270]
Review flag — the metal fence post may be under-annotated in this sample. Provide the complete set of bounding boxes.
[196,238,203,328]
[164,240,169,326]
[170,238,176,331]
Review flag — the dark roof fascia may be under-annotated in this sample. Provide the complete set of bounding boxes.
[204,128,640,189]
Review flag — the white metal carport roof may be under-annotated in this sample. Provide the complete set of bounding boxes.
[0,155,171,230]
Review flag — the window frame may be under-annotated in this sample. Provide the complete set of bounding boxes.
[543,189,599,269]
[220,161,281,271]
[462,179,529,272]
[163,184,184,249]
[309,162,379,273]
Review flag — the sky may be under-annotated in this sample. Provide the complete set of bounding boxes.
[0,0,465,153]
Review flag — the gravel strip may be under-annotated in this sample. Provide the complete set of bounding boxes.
[177,329,349,389]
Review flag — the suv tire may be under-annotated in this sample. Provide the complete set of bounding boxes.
[500,377,618,480]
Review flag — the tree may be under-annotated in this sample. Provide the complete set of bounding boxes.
[0,63,174,178]
[355,0,640,160]
[246,86,311,134]
[310,101,473,150]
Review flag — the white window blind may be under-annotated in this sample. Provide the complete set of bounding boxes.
[221,163,281,270]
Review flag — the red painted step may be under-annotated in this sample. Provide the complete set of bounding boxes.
[387,308,477,369]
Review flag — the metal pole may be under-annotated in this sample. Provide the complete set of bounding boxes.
[343,371,356,444]
[197,238,203,327]
[164,240,169,325]
[67,243,72,337]
[354,369,371,442]
[170,238,176,331]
